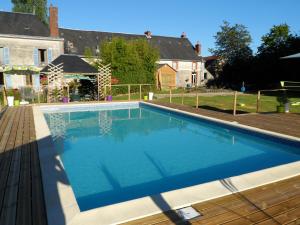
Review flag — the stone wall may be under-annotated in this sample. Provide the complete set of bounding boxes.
[0,35,64,67]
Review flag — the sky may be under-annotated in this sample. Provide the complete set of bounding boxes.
[1,0,300,56]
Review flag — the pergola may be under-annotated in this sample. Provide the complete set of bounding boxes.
[41,54,111,102]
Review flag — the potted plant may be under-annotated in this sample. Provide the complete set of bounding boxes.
[13,89,20,106]
[143,92,148,101]
[62,88,69,103]
[277,92,290,113]
[52,88,60,103]
[106,88,113,101]
[7,89,14,107]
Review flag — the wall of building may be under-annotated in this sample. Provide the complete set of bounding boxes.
[158,60,207,87]
[0,35,64,67]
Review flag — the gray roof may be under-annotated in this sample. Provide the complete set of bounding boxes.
[41,54,98,74]
[0,11,202,61]
[0,11,50,37]
[59,28,202,61]
[281,53,300,59]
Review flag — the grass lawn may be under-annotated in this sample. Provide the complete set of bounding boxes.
[111,93,300,114]
[156,94,300,114]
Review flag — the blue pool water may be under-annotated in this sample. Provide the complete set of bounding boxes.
[43,103,300,211]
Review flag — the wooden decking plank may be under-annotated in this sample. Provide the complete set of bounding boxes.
[222,195,300,224]
[0,108,13,169]
[0,108,17,153]
[193,176,300,217]
[29,107,47,225]
[197,194,300,225]
[16,107,32,225]
[0,107,23,225]
[256,205,300,225]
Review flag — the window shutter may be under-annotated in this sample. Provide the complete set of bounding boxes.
[33,48,39,66]
[32,74,40,91]
[3,47,10,65]
[5,74,13,88]
[48,48,53,64]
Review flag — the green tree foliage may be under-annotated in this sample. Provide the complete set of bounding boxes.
[208,21,253,88]
[99,38,159,88]
[12,0,48,24]
[258,24,291,54]
[210,21,253,65]
[208,22,300,89]
[253,25,300,87]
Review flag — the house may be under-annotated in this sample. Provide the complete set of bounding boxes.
[0,8,64,90]
[0,5,209,90]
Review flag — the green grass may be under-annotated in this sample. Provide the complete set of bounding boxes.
[106,92,300,114]
[157,94,300,114]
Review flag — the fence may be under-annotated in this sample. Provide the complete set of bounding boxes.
[104,84,156,101]
[153,86,300,115]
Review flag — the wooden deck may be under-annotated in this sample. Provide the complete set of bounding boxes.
[0,106,47,225]
[124,175,300,225]
[0,105,299,225]
[152,102,300,138]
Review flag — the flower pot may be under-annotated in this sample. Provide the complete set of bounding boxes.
[284,102,290,113]
[7,96,14,107]
[14,100,20,106]
[148,92,154,101]
[144,96,148,101]
[62,97,69,103]
[106,95,113,101]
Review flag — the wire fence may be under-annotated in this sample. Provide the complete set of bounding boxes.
[1,83,299,116]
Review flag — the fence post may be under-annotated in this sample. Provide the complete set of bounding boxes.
[169,87,172,103]
[181,89,184,105]
[104,85,107,101]
[2,87,7,106]
[128,84,131,101]
[139,84,142,100]
[233,91,237,116]
[256,91,261,113]
[196,93,199,109]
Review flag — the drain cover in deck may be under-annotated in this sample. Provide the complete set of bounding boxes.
[176,206,201,220]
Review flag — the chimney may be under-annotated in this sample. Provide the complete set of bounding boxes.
[144,30,152,39]
[195,41,201,56]
[49,5,59,38]
[181,32,187,38]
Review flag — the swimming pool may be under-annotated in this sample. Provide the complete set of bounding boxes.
[42,102,300,212]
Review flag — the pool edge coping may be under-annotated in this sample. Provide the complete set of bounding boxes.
[33,101,300,225]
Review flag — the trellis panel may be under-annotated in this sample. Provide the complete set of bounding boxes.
[97,63,111,100]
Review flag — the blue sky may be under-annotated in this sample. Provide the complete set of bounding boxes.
[1,0,300,55]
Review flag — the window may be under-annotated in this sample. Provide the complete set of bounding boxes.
[204,72,208,80]
[0,47,3,65]
[172,61,178,70]
[26,75,33,85]
[38,49,47,64]
[191,72,197,85]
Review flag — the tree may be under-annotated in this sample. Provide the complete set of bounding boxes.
[99,38,159,92]
[210,21,253,65]
[258,24,291,54]
[12,0,48,24]
[209,21,253,88]
[253,25,300,87]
